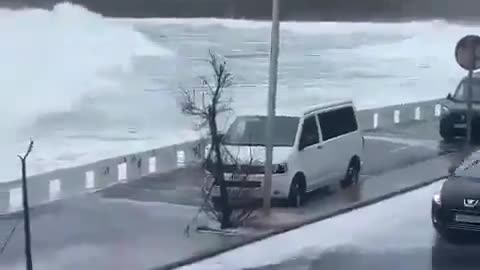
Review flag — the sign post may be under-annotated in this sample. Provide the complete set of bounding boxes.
[467,69,473,144]
[455,35,480,144]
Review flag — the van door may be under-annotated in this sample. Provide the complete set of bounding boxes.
[317,105,361,184]
[297,114,323,191]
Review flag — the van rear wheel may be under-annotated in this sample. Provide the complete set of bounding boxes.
[341,161,360,189]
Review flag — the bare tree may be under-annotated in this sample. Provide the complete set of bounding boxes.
[180,50,234,229]
[18,139,34,270]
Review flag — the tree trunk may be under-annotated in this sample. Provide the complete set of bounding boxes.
[21,158,33,270]
[209,111,232,229]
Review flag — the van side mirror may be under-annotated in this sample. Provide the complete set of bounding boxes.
[447,93,452,100]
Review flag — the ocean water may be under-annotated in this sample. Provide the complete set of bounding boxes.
[0,2,476,182]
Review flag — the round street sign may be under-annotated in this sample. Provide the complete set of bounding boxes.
[455,35,480,71]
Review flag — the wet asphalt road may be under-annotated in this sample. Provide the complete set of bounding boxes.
[179,181,480,270]
[0,119,474,270]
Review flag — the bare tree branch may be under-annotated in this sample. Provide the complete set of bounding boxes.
[180,50,235,229]
[180,89,208,117]
[17,139,34,161]
[200,76,215,97]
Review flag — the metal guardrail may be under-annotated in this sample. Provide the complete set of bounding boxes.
[0,98,444,214]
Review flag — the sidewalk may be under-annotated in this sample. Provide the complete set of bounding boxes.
[157,153,454,270]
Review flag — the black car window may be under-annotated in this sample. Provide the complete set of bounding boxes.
[317,106,358,141]
[223,116,300,147]
[299,115,319,150]
[453,79,480,102]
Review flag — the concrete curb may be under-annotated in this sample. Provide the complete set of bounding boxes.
[154,174,447,270]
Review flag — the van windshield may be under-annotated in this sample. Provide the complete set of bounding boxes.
[223,116,300,147]
[453,79,480,102]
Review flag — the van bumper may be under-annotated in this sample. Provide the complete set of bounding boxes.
[208,173,291,200]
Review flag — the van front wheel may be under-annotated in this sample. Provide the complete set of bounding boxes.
[288,175,306,208]
[439,117,455,142]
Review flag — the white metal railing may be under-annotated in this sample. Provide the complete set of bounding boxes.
[0,98,444,214]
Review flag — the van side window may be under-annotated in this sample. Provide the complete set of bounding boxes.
[318,106,358,141]
[299,115,319,150]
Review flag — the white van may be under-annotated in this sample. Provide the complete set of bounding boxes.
[210,99,364,207]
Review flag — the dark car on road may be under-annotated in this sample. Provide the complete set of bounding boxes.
[439,72,480,141]
[432,154,480,242]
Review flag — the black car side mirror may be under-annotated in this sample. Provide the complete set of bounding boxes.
[447,93,452,100]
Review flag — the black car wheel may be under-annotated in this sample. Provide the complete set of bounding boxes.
[341,159,360,189]
[440,116,455,142]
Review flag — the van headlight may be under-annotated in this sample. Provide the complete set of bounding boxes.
[273,162,288,174]
[433,193,441,205]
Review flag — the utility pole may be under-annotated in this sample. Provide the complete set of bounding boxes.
[263,0,280,215]
[18,140,34,270]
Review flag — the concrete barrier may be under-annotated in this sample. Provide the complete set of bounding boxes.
[356,99,442,130]
[0,98,444,214]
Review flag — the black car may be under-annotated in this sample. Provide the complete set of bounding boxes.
[439,74,480,141]
[431,157,480,242]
